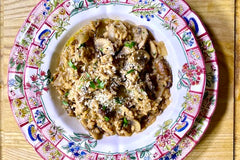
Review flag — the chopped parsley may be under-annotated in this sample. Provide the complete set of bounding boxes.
[123,117,128,127]
[89,81,96,89]
[115,97,123,104]
[102,106,107,111]
[104,116,110,122]
[124,41,136,48]
[62,101,69,106]
[86,72,91,79]
[68,61,77,70]
[78,43,86,49]
[126,69,135,74]
[64,92,69,97]
[96,78,105,89]
[89,78,105,89]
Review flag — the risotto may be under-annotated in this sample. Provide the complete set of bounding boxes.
[52,19,172,139]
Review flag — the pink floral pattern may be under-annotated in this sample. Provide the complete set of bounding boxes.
[41,142,63,160]
[182,92,200,113]
[177,61,203,89]
[26,70,51,97]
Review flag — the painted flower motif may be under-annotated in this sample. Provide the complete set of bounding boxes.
[34,110,46,125]
[120,155,128,160]
[163,0,177,6]
[15,108,27,118]
[131,0,166,21]
[8,79,16,87]
[9,49,26,71]
[164,16,169,21]
[52,14,60,23]
[66,142,87,158]
[162,13,179,32]
[171,14,176,20]
[29,97,39,107]
[190,50,200,60]
[43,142,54,153]
[157,129,172,147]
[174,6,183,14]
[33,47,41,55]
[28,56,37,66]
[30,75,38,82]
[196,66,202,75]
[36,91,42,97]
[49,151,62,160]
[200,39,215,59]
[13,98,22,107]
[27,27,35,35]
[29,48,45,67]
[40,71,46,76]
[27,70,51,97]
[48,124,64,141]
[182,31,195,47]
[191,94,200,104]
[179,138,191,149]
[59,8,66,15]
[178,62,203,89]
[182,92,200,113]
[17,52,25,61]
[159,144,182,160]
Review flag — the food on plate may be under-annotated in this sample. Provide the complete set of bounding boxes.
[52,19,172,139]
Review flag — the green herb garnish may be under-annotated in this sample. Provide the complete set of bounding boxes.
[89,81,96,89]
[126,69,135,74]
[68,61,77,70]
[123,117,128,127]
[104,116,110,122]
[124,41,136,48]
[96,78,105,89]
[64,92,69,97]
[86,72,90,79]
[78,43,86,49]
[62,101,69,106]
[102,106,106,111]
[115,97,122,104]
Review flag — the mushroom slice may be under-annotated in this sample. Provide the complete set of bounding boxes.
[132,26,149,49]
[149,40,158,58]
[75,32,90,46]
[127,50,150,71]
[107,21,128,42]
[94,38,115,55]
[117,45,136,58]
[149,40,168,57]
[131,119,141,132]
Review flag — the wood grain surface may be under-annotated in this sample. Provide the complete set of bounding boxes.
[0,0,235,159]
[235,0,239,159]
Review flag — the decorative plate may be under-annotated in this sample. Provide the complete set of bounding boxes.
[8,0,207,159]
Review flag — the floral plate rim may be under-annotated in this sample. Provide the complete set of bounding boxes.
[7,0,209,159]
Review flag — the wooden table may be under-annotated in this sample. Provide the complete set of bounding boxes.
[0,0,236,159]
